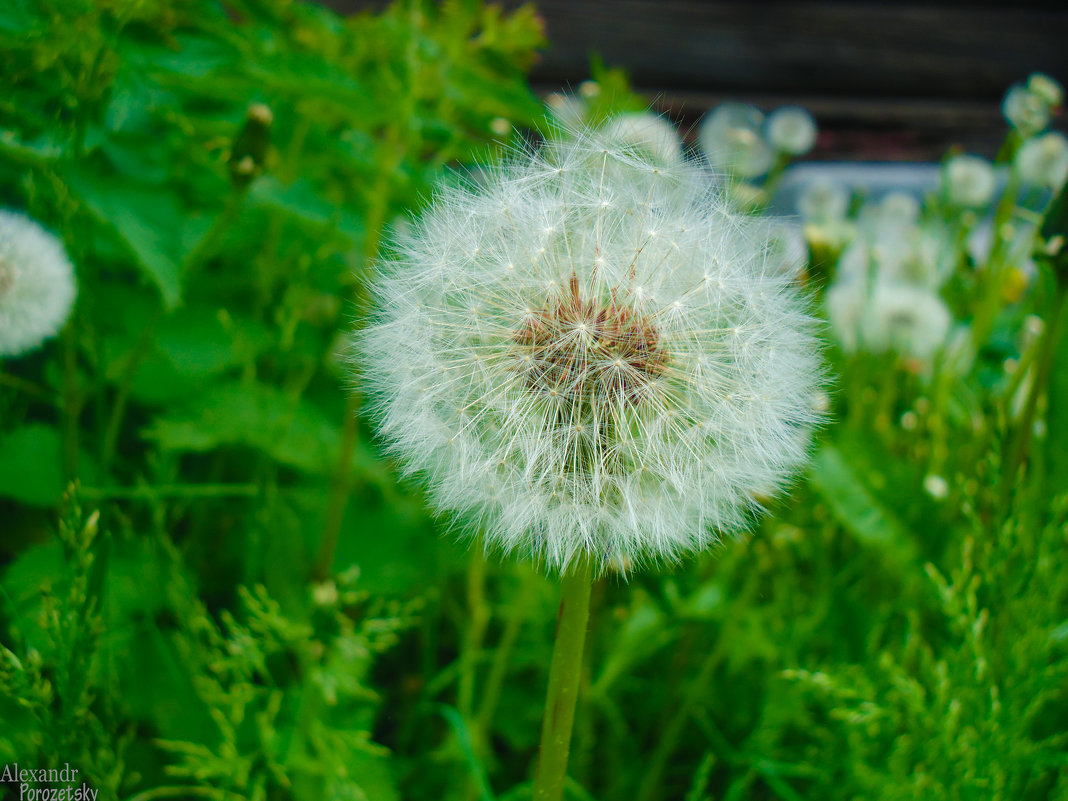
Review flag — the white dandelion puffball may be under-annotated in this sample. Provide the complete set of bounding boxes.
[359,125,825,573]
[1014,132,1068,192]
[698,103,774,178]
[797,180,849,224]
[0,210,76,357]
[943,155,996,208]
[1002,84,1050,137]
[862,282,952,360]
[766,107,817,156]
[603,112,685,166]
[1027,73,1063,109]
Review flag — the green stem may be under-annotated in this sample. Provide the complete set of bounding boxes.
[314,392,360,581]
[1001,282,1068,501]
[459,548,489,722]
[532,561,593,801]
[635,639,724,801]
[475,570,535,741]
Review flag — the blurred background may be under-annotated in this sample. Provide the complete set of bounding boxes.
[338,0,1068,159]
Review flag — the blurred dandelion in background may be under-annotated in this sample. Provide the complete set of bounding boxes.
[698,102,774,178]
[0,210,76,357]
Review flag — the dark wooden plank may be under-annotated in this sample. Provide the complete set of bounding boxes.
[322,0,1068,159]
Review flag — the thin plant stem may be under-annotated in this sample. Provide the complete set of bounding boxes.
[1001,281,1067,503]
[314,392,360,581]
[532,560,593,801]
[635,638,725,801]
[475,569,535,743]
[459,547,489,722]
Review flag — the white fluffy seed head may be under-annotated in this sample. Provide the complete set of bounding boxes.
[1014,132,1068,191]
[0,210,76,357]
[358,123,825,574]
[797,180,849,224]
[943,155,996,208]
[1027,73,1063,109]
[1003,84,1050,137]
[766,107,817,156]
[698,103,774,178]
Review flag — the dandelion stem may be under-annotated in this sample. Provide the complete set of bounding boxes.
[532,560,593,801]
[1001,281,1067,501]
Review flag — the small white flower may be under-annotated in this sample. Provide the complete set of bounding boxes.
[943,155,996,208]
[359,122,824,573]
[797,180,849,224]
[698,103,773,178]
[603,112,685,166]
[1003,84,1050,137]
[0,210,76,357]
[1014,131,1068,192]
[766,107,817,156]
[1027,73,1063,108]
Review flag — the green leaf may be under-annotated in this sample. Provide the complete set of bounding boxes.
[143,383,342,474]
[66,162,215,308]
[1045,297,1068,499]
[0,425,65,506]
[808,444,916,561]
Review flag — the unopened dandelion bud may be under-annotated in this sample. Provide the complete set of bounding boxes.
[358,120,825,573]
[230,102,274,186]
[0,210,77,357]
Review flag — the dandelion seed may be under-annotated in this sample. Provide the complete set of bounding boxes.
[0,210,76,357]
[358,122,825,573]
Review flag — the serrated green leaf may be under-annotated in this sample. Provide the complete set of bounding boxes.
[808,444,916,561]
[66,162,214,308]
[143,383,341,474]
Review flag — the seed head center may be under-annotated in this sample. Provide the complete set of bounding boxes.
[512,271,666,405]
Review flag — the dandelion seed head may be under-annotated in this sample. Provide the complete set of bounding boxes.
[1015,131,1068,192]
[0,210,76,357]
[1003,84,1050,137]
[766,107,817,156]
[943,155,996,208]
[698,103,774,179]
[358,123,824,573]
